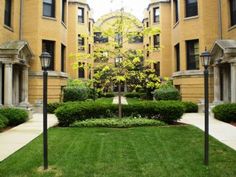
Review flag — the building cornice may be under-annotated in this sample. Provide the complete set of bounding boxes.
[68,0,91,10]
[147,2,159,11]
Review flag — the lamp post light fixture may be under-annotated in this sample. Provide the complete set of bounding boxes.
[39,52,51,170]
[200,50,211,166]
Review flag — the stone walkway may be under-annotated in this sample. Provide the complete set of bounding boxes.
[180,113,236,151]
[112,96,128,105]
[0,113,58,162]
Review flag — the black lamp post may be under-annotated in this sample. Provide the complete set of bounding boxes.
[40,52,51,170]
[200,50,211,166]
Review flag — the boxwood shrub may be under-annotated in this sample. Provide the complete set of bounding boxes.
[47,102,64,114]
[63,87,89,102]
[71,118,166,128]
[153,87,181,101]
[125,92,145,98]
[55,100,184,127]
[181,101,198,113]
[0,114,8,131]
[0,108,28,126]
[212,103,236,123]
[100,92,115,98]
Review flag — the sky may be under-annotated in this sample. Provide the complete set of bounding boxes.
[87,0,150,21]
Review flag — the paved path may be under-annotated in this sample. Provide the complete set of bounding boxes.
[112,96,128,105]
[180,113,236,151]
[0,113,58,162]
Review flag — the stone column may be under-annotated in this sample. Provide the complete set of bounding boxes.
[213,66,221,103]
[19,66,30,107]
[0,63,2,105]
[4,63,13,106]
[223,67,230,102]
[231,63,236,103]
[13,68,20,105]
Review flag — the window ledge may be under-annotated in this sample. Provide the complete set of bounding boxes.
[173,21,179,29]
[184,15,199,21]
[173,70,203,77]
[29,71,68,78]
[3,25,13,32]
[42,16,57,21]
[61,21,67,29]
[228,24,236,32]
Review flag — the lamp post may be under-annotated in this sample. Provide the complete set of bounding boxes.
[200,50,211,166]
[39,52,51,170]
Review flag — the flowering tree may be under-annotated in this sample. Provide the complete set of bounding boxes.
[72,9,162,118]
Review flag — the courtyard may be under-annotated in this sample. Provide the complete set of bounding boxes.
[0,126,236,177]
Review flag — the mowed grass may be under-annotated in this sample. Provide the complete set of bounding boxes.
[0,126,236,177]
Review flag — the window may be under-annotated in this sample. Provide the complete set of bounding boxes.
[43,0,55,18]
[94,32,108,43]
[230,0,236,26]
[61,44,66,72]
[115,57,123,67]
[153,7,160,23]
[42,40,55,71]
[62,0,66,23]
[115,33,123,46]
[78,62,85,78]
[175,43,180,71]
[78,34,85,51]
[128,33,143,43]
[78,7,84,23]
[4,0,12,27]
[153,34,160,48]
[146,21,149,27]
[146,44,150,57]
[154,62,160,76]
[174,0,179,23]
[186,39,199,70]
[185,0,198,17]
[88,22,91,33]
[88,44,91,54]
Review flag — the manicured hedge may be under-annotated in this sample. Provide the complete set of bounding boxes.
[100,92,115,98]
[0,114,8,131]
[212,103,236,123]
[153,87,181,101]
[47,102,64,114]
[0,108,28,126]
[125,92,145,98]
[71,118,166,128]
[55,101,184,127]
[182,101,198,113]
[63,87,89,102]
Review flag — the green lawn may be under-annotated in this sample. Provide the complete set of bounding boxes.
[0,126,236,177]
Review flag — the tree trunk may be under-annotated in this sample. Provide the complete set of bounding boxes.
[118,82,122,118]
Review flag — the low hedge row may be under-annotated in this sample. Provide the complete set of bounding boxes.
[55,101,185,127]
[0,108,28,130]
[212,103,236,123]
[47,102,65,114]
[0,114,8,131]
[124,92,146,98]
[100,92,115,98]
[71,118,166,128]
[63,87,89,102]
[181,102,198,113]
[153,87,181,101]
